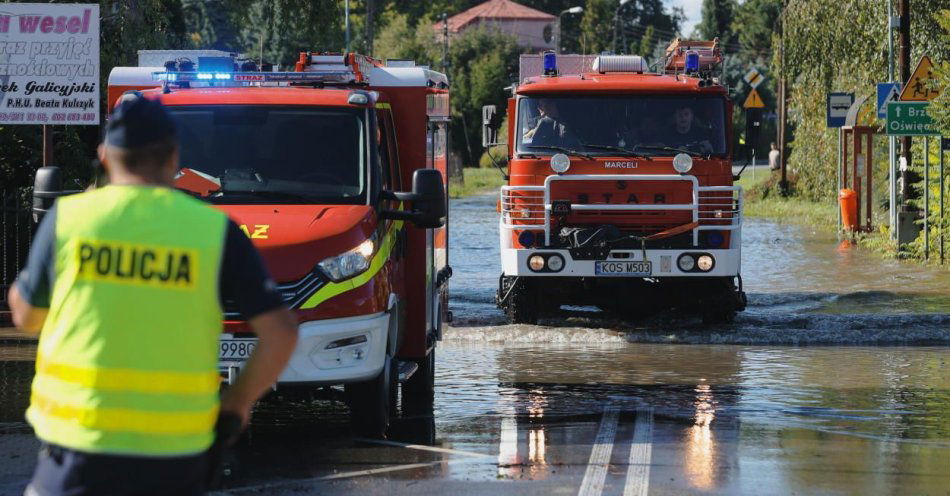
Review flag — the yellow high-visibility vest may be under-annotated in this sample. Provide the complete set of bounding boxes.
[27,185,227,456]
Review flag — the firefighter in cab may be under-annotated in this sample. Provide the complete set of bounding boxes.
[7,96,299,495]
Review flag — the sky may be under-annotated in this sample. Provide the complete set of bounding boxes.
[665,0,703,36]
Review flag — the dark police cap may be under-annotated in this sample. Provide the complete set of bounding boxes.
[104,96,177,148]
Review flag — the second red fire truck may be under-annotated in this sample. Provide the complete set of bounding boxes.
[487,39,746,325]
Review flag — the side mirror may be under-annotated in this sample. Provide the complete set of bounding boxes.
[482,104,504,147]
[381,169,446,228]
[32,166,63,223]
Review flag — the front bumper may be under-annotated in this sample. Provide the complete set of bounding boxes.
[222,312,390,386]
[500,246,740,277]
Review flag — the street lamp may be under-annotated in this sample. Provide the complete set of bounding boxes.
[555,6,583,54]
[614,0,632,54]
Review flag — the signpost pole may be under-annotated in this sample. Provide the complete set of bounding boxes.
[925,136,930,260]
[42,125,53,166]
[940,139,944,264]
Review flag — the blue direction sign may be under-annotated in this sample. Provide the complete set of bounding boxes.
[877,83,901,118]
[826,92,854,128]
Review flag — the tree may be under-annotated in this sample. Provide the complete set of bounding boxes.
[638,25,655,57]
[696,0,737,44]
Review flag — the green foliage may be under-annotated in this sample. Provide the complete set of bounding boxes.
[696,0,737,44]
[778,0,950,202]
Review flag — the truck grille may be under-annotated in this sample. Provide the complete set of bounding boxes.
[500,174,741,247]
[222,270,326,320]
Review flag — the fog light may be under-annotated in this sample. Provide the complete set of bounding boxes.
[517,207,531,219]
[547,254,564,272]
[550,153,571,174]
[673,153,693,173]
[677,254,695,271]
[528,255,546,271]
[697,255,714,272]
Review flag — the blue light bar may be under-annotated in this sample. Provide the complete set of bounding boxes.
[151,71,359,86]
[542,51,557,76]
[685,51,700,73]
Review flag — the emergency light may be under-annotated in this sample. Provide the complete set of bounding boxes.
[684,51,700,73]
[542,51,557,76]
[153,70,359,86]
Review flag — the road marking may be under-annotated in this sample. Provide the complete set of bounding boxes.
[356,437,493,458]
[577,405,620,496]
[623,407,654,496]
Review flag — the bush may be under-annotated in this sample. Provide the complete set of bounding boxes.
[479,145,508,169]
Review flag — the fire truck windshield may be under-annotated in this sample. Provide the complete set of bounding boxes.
[517,95,727,158]
[168,105,366,203]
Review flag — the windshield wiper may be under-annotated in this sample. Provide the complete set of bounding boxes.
[213,190,314,202]
[525,145,594,160]
[632,144,710,159]
[583,143,651,159]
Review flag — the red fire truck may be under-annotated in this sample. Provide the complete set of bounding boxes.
[37,50,451,436]
[486,40,745,325]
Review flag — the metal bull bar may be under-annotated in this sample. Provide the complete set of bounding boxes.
[499,174,742,246]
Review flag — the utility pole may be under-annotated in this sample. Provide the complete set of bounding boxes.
[887,0,898,238]
[897,0,919,244]
[778,0,789,195]
[365,0,374,56]
[442,13,449,73]
[344,0,350,52]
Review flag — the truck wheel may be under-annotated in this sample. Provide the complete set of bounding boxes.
[702,308,736,324]
[401,349,435,415]
[346,354,396,438]
[505,279,539,325]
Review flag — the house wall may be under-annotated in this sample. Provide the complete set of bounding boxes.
[466,18,554,51]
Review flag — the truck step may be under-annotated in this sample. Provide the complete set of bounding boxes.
[397,360,419,383]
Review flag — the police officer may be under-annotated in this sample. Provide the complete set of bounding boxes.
[8,97,299,495]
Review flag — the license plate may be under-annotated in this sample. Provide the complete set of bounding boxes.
[219,337,257,363]
[595,260,652,276]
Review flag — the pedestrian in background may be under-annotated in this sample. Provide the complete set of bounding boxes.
[8,96,298,496]
[769,142,780,171]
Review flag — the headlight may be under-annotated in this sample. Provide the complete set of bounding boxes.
[550,153,571,174]
[547,254,564,272]
[318,236,376,282]
[677,254,695,271]
[528,255,546,271]
[673,153,693,173]
[696,255,714,272]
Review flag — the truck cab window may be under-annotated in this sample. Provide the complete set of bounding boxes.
[169,105,367,204]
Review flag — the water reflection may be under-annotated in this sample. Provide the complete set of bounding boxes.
[685,383,716,490]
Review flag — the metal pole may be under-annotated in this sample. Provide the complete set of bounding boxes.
[442,13,448,73]
[778,0,789,195]
[925,136,930,260]
[344,0,350,52]
[940,138,945,263]
[837,130,842,232]
[898,0,917,238]
[555,14,562,54]
[42,125,53,166]
[887,0,898,238]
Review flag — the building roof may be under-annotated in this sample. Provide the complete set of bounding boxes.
[442,0,555,33]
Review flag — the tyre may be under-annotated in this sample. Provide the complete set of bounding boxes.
[401,349,435,415]
[504,279,539,325]
[702,308,736,324]
[346,353,396,438]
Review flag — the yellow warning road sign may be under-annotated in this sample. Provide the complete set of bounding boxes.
[899,55,942,101]
[743,88,765,109]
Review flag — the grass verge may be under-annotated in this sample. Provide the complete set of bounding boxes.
[449,167,507,198]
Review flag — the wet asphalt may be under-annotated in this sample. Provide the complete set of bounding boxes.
[1,194,949,495]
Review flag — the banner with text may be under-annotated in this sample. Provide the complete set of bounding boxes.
[0,3,99,125]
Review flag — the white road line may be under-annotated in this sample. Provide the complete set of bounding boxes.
[623,407,654,496]
[356,437,493,458]
[577,405,620,496]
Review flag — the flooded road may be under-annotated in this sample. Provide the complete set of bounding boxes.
[1,194,948,495]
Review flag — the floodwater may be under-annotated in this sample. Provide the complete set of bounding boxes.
[1,194,948,495]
